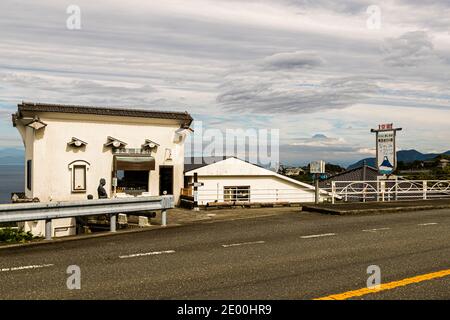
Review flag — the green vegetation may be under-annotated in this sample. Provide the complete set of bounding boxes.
[397,155,450,180]
[0,227,36,244]
[279,163,346,184]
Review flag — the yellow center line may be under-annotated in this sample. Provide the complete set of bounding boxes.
[314,269,450,300]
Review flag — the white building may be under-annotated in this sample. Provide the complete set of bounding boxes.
[12,102,193,236]
[184,157,327,205]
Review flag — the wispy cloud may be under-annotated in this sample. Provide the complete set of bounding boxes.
[382,31,438,67]
[0,0,449,164]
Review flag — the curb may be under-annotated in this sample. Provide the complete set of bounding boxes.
[0,224,180,250]
[301,204,450,215]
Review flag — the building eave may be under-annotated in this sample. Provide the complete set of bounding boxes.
[17,102,193,127]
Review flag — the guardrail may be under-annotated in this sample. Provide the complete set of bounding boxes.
[0,195,174,240]
[330,180,450,204]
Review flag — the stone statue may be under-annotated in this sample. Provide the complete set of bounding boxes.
[97,178,108,199]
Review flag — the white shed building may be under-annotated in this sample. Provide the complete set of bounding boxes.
[184,157,326,205]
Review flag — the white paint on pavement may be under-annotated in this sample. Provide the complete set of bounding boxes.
[0,264,54,273]
[119,250,175,259]
[418,223,438,226]
[362,228,391,233]
[300,233,336,239]
[222,241,265,248]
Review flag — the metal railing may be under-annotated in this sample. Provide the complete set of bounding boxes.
[0,195,174,240]
[180,188,193,197]
[189,188,319,205]
[330,180,450,204]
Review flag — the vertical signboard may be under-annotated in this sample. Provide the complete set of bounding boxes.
[371,124,402,175]
[310,160,326,174]
[310,160,325,205]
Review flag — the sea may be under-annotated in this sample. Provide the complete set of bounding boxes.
[0,165,24,204]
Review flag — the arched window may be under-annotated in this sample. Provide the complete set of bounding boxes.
[68,160,90,193]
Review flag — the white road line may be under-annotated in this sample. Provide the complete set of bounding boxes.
[418,223,438,226]
[222,241,265,248]
[362,227,391,233]
[0,264,54,273]
[119,250,175,259]
[300,233,336,239]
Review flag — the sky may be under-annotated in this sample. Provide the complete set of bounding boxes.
[0,0,449,166]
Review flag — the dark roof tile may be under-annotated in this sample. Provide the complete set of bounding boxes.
[17,102,193,126]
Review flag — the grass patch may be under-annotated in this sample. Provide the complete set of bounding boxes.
[0,227,37,244]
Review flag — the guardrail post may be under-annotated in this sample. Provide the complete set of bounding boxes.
[45,219,52,240]
[161,210,167,226]
[110,214,117,232]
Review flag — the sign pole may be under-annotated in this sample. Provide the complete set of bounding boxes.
[315,173,320,205]
[193,172,199,211]
[310,160,325,205]
[188,174,204,211]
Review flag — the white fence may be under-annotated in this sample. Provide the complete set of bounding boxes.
[193,188,317,205]
[330,180,450,204]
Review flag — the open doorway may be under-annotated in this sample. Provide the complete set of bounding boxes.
[159,166,173,195]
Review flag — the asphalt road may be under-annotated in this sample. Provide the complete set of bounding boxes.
[0,208,449,299]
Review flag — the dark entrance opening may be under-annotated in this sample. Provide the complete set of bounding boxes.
[159,166,173,195]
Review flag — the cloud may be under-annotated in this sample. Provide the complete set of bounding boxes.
[381,31,437,67]
[261,51,324,70]
[280,143,375,166]
[1,0,450,161]
[0,107,12,116]
[289,133,375,154]
[282,0,373,15]
[0,72,174,108]
[217,75,379,114]
[291,133,347,147]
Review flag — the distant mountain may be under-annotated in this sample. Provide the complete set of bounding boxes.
[0,148,24,165]
[348,149,450,170]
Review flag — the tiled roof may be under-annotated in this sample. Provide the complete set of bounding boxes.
[16,102,193,126]
[319,165,379,187]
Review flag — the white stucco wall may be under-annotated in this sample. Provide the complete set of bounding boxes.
[16,111,188,237]
[28,113,185,202]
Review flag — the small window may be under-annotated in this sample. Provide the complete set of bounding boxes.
[224,186,250,202]
[26,160,32,191]
[73,165,87,192]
